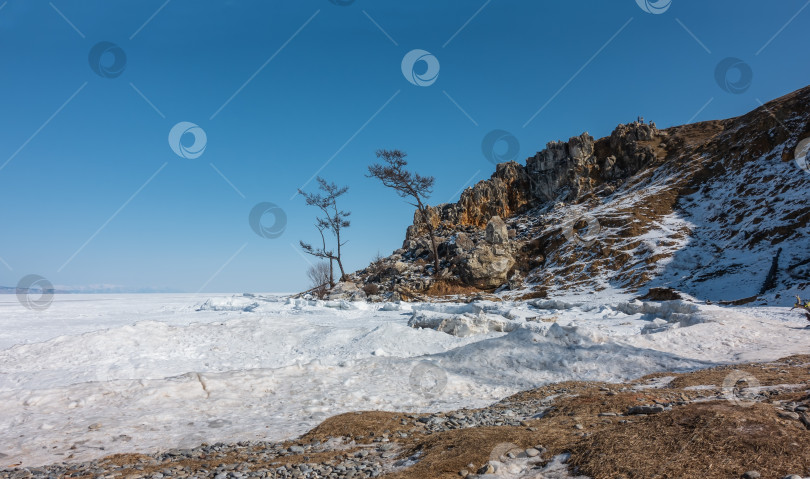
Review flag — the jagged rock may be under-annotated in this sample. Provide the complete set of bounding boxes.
[407,161,532,239]
[353,87,810,299]
[485,216,508,244]
[526,132,596,202]
[525,123,659,202]
[603,122,659,179]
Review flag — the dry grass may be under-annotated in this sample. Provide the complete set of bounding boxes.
[75,356,810,479]
[570,402,810,479]
[302,411,413,443]
[644,355,810,389]
[421,279,484,298]
[384,428,539,479]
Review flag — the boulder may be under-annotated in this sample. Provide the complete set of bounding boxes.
[485,216,508,244]
[328,281,359,300]
[458,244,515,289]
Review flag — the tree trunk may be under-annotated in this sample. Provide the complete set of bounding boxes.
[336,257,347,282]
[417,204,440,276]
[427,228,439,275]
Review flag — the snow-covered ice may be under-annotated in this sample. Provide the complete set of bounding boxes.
[0,292,808,467]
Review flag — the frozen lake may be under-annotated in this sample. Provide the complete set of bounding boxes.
[0,293,808,467]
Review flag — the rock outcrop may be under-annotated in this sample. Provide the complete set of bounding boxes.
[347,85,810,302]
[406,161,531,240]
[407,122,662,243]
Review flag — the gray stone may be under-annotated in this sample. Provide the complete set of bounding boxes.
[458,244,515,289]
[476,463,495,475]
[485,216,508,244]
[778,411,800,420]
[327,282,359,300]
[742,471,761,479]
[627,405,665,415]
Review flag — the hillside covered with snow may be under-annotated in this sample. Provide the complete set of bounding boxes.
[350,86,810,305]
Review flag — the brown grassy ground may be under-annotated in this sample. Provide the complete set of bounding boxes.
[421,279,485,298]
[570,402,810,479]
[85,355,810,479]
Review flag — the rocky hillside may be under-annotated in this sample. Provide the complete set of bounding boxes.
[342,86,810,305]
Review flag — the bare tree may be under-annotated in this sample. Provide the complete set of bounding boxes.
[367,149,440,275]
[299,177,350,283]
[306,262,331,299]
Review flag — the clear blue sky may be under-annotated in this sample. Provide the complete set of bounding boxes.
[1,0,808,293]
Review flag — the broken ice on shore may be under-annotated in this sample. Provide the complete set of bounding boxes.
[0,292,807,467]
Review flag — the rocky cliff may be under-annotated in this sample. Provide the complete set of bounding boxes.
[345,86,810,305]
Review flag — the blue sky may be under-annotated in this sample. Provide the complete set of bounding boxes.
[1,0,808,293]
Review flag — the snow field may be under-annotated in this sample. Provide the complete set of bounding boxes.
[0,292,808,467]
